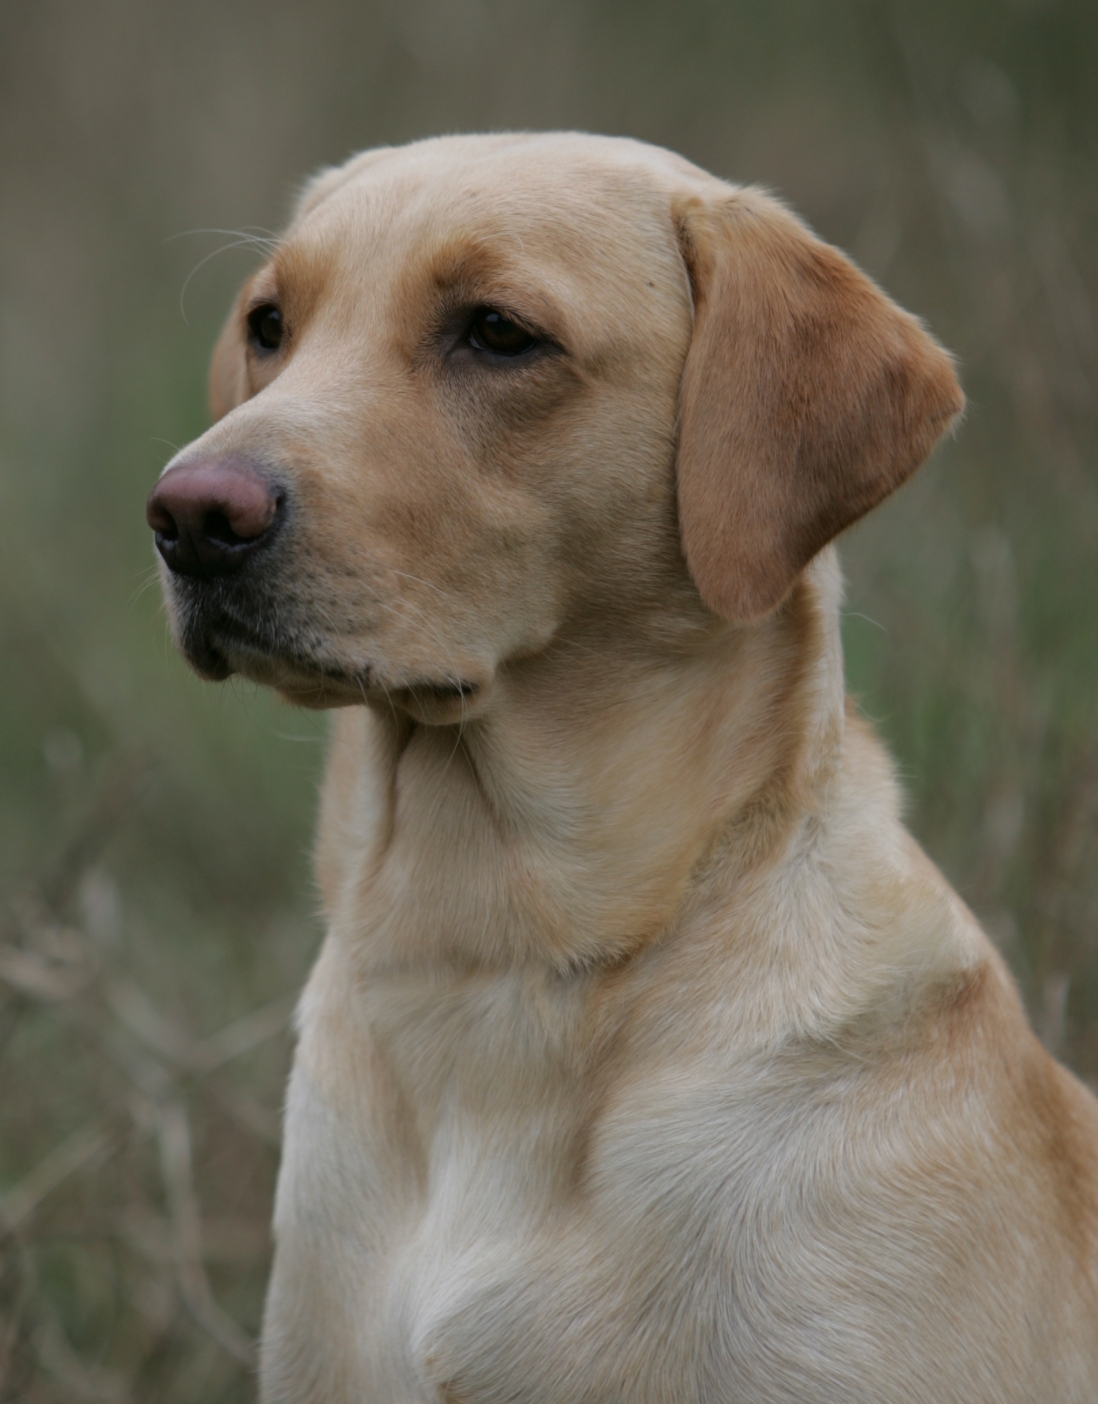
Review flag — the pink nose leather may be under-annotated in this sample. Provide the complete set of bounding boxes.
[147,460,280,578]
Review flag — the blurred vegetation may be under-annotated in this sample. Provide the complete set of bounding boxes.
[1,0,1096,1398]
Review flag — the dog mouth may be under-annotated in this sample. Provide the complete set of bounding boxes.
[177,599,481,712]
[176,601,355,687]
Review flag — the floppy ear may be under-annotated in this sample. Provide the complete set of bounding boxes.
[674,189,964,621]
[208,293,249,422]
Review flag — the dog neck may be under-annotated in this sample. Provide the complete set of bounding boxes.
[317,551,847,976]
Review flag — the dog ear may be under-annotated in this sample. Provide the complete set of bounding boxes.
[674,189,964,621]
[208,294,249,422]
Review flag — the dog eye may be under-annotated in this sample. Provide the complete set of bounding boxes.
[467,308,537,357]
[247,304,283,352]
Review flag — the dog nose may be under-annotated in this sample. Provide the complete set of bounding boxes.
[147,460,281,578]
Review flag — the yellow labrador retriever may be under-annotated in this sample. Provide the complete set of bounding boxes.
[148,134,1098,1401]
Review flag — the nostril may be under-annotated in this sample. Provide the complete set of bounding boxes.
[218,487,284,544]
[204,509,245,547]
[147,500,179,541]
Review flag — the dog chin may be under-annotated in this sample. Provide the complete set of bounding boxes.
[175,624,366,708]
[177,614,490,720]
[231,647,370,708]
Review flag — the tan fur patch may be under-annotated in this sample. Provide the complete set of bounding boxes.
[676,190,964,620]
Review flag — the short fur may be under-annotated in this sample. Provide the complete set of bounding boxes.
[153,134,1098,1402]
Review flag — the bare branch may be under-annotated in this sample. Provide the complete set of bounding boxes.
[0,1120,118,1236]
[155,1101,256,1369]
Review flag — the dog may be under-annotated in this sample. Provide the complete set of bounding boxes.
[148,133,1098,1402]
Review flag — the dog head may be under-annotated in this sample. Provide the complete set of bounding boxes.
[148,134,962,719]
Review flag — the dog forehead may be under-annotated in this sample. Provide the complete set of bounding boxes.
[298,131,711,223]
[281,134,706,304]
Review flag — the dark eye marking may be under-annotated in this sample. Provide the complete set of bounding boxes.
[247,303,284,353]
[466,307,539,358]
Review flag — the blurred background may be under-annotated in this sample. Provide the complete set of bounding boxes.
[1,0,1096,1398]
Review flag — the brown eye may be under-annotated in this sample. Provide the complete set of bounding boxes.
[468,308,537,357]
[247,303,283,352]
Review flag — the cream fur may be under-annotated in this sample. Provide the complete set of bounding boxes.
[153,134,1098,1402]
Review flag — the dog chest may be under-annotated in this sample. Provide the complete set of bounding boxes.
[272,948,1092,1404]
[270,959,609,1396]
[275,960,861,1400]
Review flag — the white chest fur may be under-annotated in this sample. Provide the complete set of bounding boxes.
[262,903,1058,1404]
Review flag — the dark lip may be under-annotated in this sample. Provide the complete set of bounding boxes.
[175,600,362,689]
[190,614,479,704]
[214,626,371,691]
[413,679,478,699]
[178,598,480,702]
